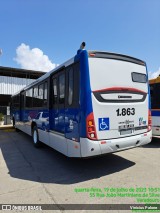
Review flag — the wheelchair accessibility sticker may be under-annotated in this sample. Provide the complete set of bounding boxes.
[98,118,110,131]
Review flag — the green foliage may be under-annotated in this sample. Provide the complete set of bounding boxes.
[0,113,4,121]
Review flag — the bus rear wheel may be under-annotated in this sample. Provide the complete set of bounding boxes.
[32,126,41,148]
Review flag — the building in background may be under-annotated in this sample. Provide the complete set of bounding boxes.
[0,66,45,124]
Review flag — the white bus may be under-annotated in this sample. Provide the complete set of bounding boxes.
[11,44,152,157]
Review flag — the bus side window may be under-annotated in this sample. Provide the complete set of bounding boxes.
[53,78,58,105]
[44,81,48,108]
[12,95,20,111]
[25,88,33,109]
[33,86,38,108]
[38,84,44,107]
[73,62,80,107]
[65,62,80,108]
[58,74,65,105]
[68,68,74,106]
[21,92,25,109]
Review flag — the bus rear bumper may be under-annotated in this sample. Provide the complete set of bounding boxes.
[80,131,152,157]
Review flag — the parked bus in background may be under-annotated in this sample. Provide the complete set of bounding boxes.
[11,43,152,158]
[149,76,160,137]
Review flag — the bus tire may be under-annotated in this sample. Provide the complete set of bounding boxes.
[32,126,41,148]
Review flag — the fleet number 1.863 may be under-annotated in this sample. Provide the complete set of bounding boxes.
[116,108,135,116]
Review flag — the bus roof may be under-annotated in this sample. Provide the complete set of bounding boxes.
[88,51,146,66]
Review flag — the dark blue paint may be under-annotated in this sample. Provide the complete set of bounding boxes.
[75,50,93,137]
[151,110,160,116]
[65,108,80,141]
[50,108,65,133]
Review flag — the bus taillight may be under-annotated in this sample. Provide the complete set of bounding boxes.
[86,112,97,140]
[89,53,95,57]
[148,110,152,131]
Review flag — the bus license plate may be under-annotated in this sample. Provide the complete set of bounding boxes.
[120,129,132,135]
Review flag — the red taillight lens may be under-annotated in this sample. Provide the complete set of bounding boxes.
[89,53,95,57]
[148,110,152,131]
[86,112,97,140]
[88,127,93,132]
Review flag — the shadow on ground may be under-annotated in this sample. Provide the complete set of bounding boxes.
[142,137,160,148]
[0,130,135,184]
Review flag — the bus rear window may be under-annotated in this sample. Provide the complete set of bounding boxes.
[132,72,147,83]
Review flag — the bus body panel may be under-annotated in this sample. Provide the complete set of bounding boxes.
[15,121,28,133]
[50,109,65,133]
[151,111,160,136]
[14,108,33,136]
[92,94,149,140]
[65,108,80,142]
[38,129,50,146]
[49,132,67,156]
[152,126,160,136]
[80,138,101,157]
[88,57,149,140]
[67,139,81,157]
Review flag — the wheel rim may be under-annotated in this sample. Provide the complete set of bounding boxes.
[33,130,37,144]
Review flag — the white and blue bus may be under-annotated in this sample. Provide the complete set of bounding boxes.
[11,43,152,157]
[149,76,160,137]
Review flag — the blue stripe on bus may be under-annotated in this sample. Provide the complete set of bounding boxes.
[14,108,80,141]
[151,110,160,116]
[77,50,93,137]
